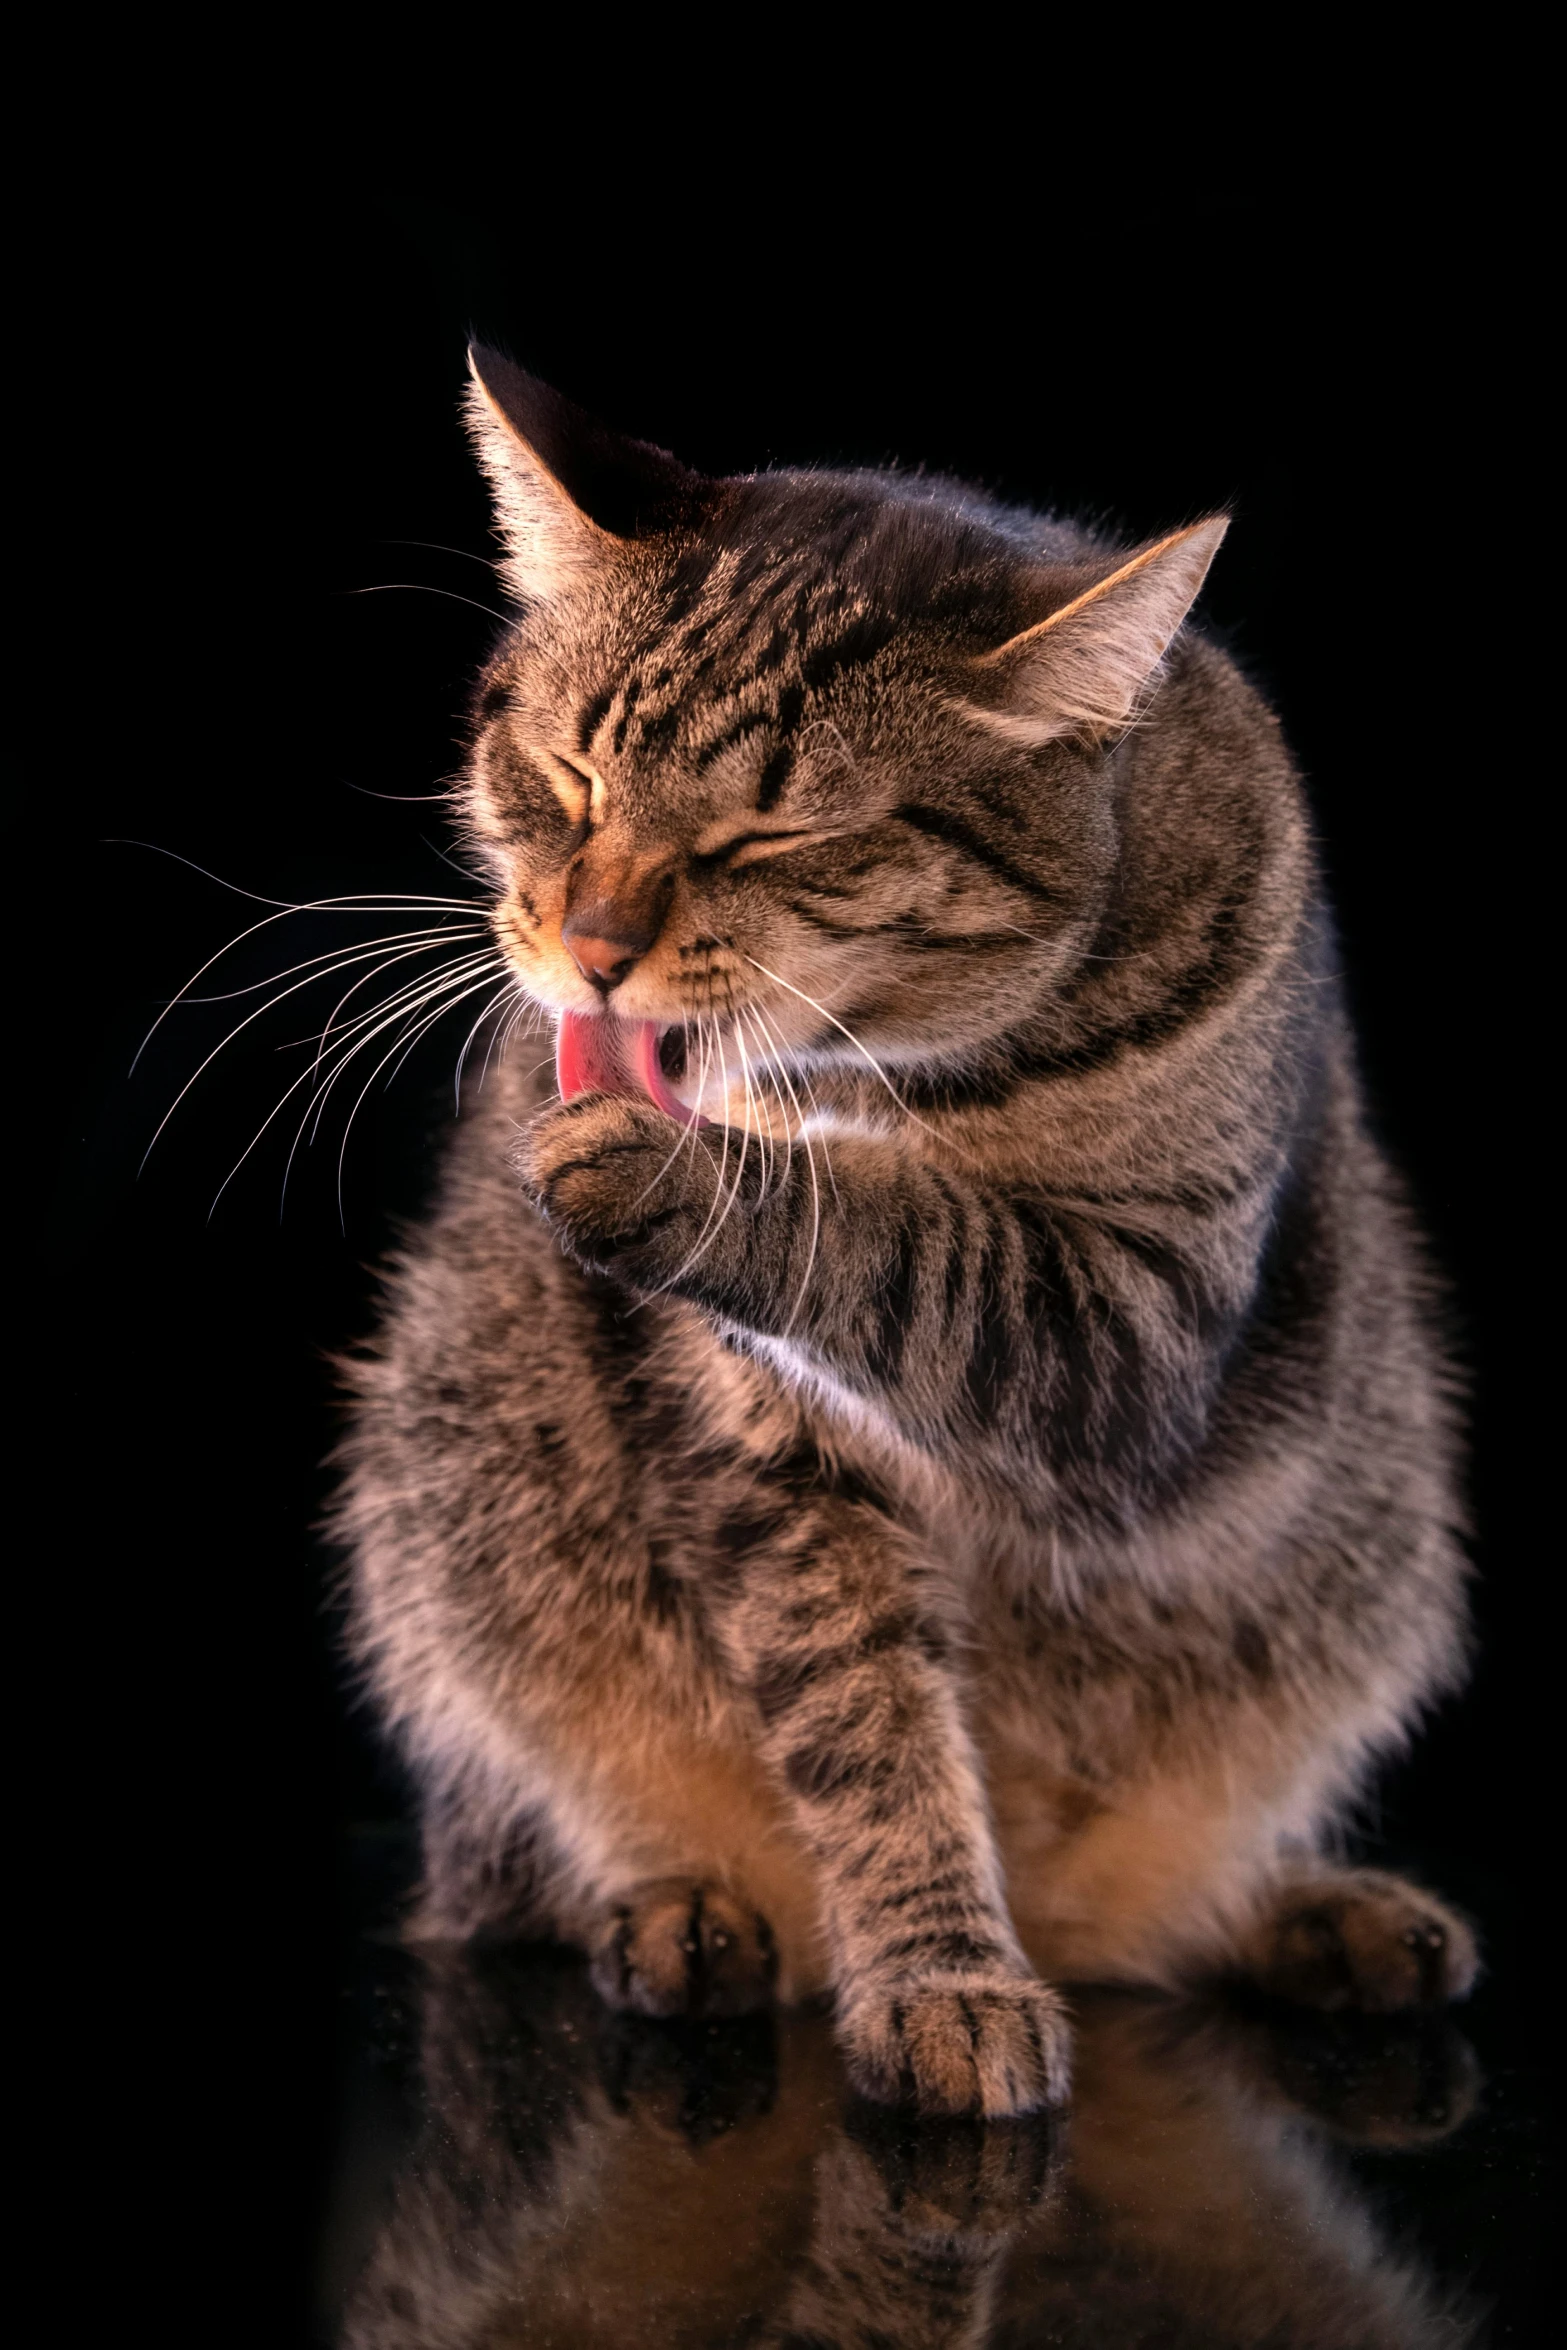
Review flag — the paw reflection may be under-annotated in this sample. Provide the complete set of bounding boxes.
[337,1954,1482,2347]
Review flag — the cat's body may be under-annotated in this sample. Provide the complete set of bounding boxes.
[340,352,1474,2114]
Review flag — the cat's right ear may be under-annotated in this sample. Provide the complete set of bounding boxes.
[464,346,715,605]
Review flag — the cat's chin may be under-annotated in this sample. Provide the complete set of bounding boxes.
[555,1010,708,1127]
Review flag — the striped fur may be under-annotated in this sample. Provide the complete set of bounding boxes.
[338,354,1473,2118]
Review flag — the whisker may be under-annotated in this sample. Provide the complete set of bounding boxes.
[807,1094,844,1213]
[421,834,492,887]
[992,920,1145,963]
[747,1000,844,1218]
[691,1024,735,1253]
[477,987,542,1094]
[344,783,462,804]
[140,935,473,1173]
[742,1009,784,1194]
[785,1123,823,1335]
[312,940,496,1079]
[750,1016,779,1194]
[266,949,499,1070]
[746,1008,826,1332]
[352,582,513,625]
[680,1013,718,1176]
[742,957,975,1159]
[119,847,484,1075]
[742,1010,779,1203]
[731,1017,765,1196]
[329,966,512,1225]
[217,955,505,1217]
[382,539,504,572]
[742,957,907,1107]
[617,1017,721,1284]
[130,902,483,1072]
[625,1060,713,1216]
[744,1004,801,1184]
[177,925,488,1007]
[109,839,482,915]
[451,977,525,1108]
[646,1024,736,1296]
[373,962,511,1096]
[304,955,503,1138]
[687,1024,759,1280]
[261,950,501,1084]
[321,962,506,1198]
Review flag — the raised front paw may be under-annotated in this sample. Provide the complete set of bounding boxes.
[516,1094,719,1282]
[840,1976,1072,2118]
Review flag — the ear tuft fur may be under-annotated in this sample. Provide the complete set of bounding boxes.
[969,517,1229,746]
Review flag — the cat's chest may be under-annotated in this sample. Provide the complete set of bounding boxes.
[688,1322,1037,1571]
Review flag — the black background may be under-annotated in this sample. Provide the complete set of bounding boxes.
[48,167,1544,2324]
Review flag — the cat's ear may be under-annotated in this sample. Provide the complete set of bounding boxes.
[464,345,717,604]
[969,517,1229,745]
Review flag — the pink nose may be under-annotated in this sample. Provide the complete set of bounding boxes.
[564,933,643,990]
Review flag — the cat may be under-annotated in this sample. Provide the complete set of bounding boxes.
[338,345,1476,2120]
[337,1943,1481,2348]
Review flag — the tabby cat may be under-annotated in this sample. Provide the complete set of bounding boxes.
[340,347,1474,2117]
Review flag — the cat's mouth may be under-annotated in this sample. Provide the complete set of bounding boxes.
[555,1011,709,1126]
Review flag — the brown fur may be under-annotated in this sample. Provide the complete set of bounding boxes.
[339,352,1475,2120]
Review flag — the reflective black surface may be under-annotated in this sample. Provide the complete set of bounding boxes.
[315,1841,1546,2346]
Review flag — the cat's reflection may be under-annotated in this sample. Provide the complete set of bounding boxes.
[340,1950,1480,2348]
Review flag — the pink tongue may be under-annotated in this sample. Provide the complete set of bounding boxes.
[555,1011,705,1125]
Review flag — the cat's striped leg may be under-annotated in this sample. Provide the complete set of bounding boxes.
[710,1490,1071,2117]
[757,2112,1057,2349]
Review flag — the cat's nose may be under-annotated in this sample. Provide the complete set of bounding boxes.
[562,857,673,992]
[562,920,651,992]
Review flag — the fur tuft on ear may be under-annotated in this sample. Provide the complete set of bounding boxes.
[464,346,718,606]
[967,517,1229,747]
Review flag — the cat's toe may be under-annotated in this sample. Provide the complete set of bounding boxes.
[1250,1869,1479,2013]
[590,1879,778,2019]
[841,1977,1071,2118]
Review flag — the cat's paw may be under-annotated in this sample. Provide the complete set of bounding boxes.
[516,1095,716,1280]
[1262,2010,1482,2146]
[595,2009,778,2145]
[841,2101,1063,2240]
[589,1879,778,2019]
[1247,1869,1479,2013]
[840,1977,1071,2118]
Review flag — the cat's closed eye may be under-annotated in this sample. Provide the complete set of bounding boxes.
[697,829,819,870]
[537,751,595,842]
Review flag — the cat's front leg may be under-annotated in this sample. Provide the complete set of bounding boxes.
[758,2107,1058,2347]
[517,1098,1070,2112]
[707,1488,1070,2118]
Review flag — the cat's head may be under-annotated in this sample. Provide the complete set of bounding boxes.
[463,346,1224,1109]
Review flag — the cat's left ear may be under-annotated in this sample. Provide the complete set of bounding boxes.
[969,517,1229,745]
[464,345,720,605]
